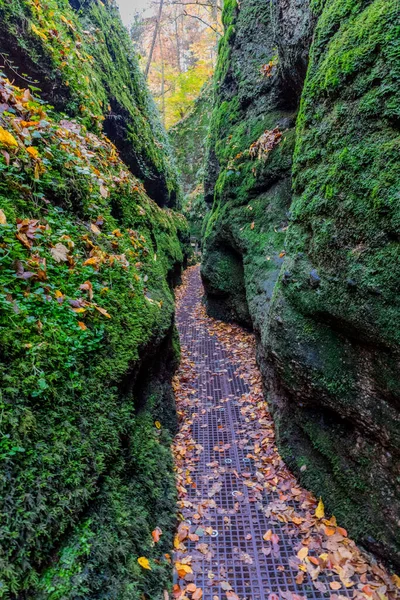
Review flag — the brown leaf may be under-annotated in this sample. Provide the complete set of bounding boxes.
[50,243,69,263]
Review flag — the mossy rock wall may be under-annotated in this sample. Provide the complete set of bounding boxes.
[0,67,187,598]
[169,83,213,239]
[202,0,400,566]
[201,0,312,328]
[0,0,180,207]
[265,0,400,565]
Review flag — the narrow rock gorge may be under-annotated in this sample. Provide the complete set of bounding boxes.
[0,0,399,595]
[202,0,400,567]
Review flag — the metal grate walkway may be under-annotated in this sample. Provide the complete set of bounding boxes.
[173,266,396,600]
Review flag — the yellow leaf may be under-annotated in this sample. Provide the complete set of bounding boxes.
[155,421,161,429]
[138,556,151,570]
[31,23,48,41]
[297,547,308,561]
[0,209,7,225]
[263,529,272,541]
[0,127,18,147]
[90,223,101,235]
[392,574,400,589]
[315,497,325,519]
[72,307,86,313]
[94,305,111,319]
[26,146,39,159]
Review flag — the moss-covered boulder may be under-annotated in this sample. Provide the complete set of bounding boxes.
[0,0,180,207]
[265,0,400,565]
[0,69,187,598]
[202,0,400,567]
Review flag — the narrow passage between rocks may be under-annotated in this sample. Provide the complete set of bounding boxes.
[172,266,397,600]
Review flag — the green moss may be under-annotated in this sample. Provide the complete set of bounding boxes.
[0,0,181,206]
[169,83,213,238]
[266,0,400,563]
[0,74,187,597]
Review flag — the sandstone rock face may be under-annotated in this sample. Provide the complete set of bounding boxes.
[202,0,400,565]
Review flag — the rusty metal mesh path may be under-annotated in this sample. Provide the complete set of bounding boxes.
[172,266,397,600]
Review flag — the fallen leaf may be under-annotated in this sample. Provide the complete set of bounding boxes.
[315,498,325,519]
[26,146,39,159]
[192,589,203,600]
[94,305,111,318]
[50,243,69,263]
[392,574,400,588]
[297,547,308,561]
[296,572,305,585]
[226,592,240,600]
[0,209,7,224]
[99,184,108,198]
[78,321,87,330]
[137,556,151,570]
[0,126,18,147]
[152,527,162,543]
[329,582,341,590]
[90,223,101,235]
[155,421,162,429]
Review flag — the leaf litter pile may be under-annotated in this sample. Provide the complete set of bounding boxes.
[171,266,399,600]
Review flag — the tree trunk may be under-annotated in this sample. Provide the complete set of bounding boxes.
[145,0,164,80]
[158,29,166,126]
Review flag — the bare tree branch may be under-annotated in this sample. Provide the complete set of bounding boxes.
[168,1,222,10]
[182,10,222,34]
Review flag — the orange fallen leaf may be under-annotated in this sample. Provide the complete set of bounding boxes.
[329,582,341,590]
[78,321,87,330]
[152,527,162,543]
[26,146,39,159]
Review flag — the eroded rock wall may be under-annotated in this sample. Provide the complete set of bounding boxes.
[202,0,400,565]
